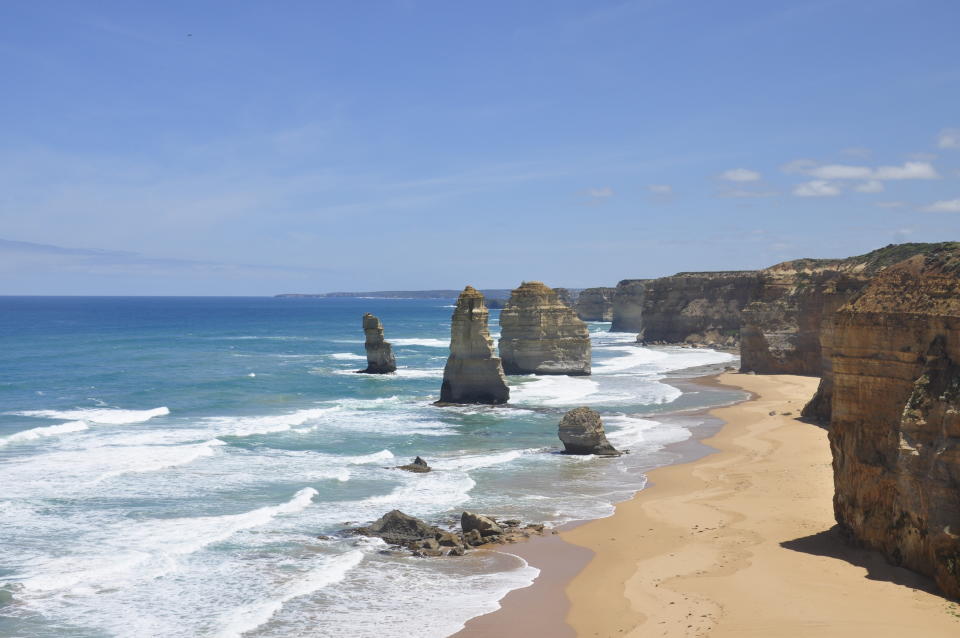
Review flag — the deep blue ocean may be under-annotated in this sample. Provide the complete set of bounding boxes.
[0,296,743,638]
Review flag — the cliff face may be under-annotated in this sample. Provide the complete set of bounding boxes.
[575,287,615,321]
[640,272,761,346]
[357,313,396,374]
[610,279,648,332]
[742,244,953,377]
[439,286,509,404]
[824,249,960,598]
[499,281,591,375]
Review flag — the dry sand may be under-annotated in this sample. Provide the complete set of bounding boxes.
[562,372,960,637]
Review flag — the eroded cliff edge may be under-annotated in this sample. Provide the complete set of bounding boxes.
[439,286,509,404]
[575,287,615,322]
[499,281,591,375]
[823,248,960,598]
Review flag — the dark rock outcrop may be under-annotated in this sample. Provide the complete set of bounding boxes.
[397,456,431,473]
[461,511,503,537]
[639,271,761,346]
[822,248,960,599]
[498,281,591,376]
[352,510,441,546]
[558,406,620,456]
[575,287,616,321]
[742,244,953,377]
[356,313,396,374]
[610,279,649,332]
[438,286,509,404]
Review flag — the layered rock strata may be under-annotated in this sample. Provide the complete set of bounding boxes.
[823,249,960,598]
[558,406,620,455]
[438,286,509,404]
[357,313,396,374]
[742,244,954,377]
[498,281,591,375]
[575,287,615,321]
[610,279,648,332]
[639,271,761,346]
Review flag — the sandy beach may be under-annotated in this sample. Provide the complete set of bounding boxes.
[460,372,960,637]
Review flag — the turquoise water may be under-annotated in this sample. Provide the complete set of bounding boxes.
[0,297,742,637]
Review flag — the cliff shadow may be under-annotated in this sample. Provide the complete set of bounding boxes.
[780,525,945,597]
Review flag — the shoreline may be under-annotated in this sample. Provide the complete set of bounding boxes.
[453,370,742,637]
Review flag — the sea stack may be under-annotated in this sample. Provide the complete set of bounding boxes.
[558,407,620,456]
[438,286,509,404]
[357,313,396,374]
[498,281,591,375]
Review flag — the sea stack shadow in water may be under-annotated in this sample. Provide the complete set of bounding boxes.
[357,313,396,374]
[437,286,509,405]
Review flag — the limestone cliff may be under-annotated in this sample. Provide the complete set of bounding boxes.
[558,407,619,455]
[824,248,960,598]
[639,271,761,346]
[575,287,615,321]
[499,281,591,375]
[357,313,396,374]
[742,244,952,377]
[439,286,509,404]
[610,279,648,332]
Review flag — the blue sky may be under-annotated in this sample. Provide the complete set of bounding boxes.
[2,0,959,295]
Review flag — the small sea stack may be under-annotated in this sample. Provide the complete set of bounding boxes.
[499,281,591,375]
[558,406,620,456]
[357,313,396,374]
[438,286,509,405]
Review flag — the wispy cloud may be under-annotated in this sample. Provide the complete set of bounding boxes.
[647,184,673,195]
[854,180,884,193]
[717,188,778,199]
[840,147,872,158]
[875,201,908,208]
[793,180,841,197]
[795,161,939,181]
[921,198,960,213]
[937,128,960,149]
[719,168,761,182]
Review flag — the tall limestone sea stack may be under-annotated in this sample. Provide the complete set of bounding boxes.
[499,281,591,375]
[819,247,960,598]
[438,286,509,404]
[357,313,396,374]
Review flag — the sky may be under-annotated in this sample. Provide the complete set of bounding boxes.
[1,0,959,295]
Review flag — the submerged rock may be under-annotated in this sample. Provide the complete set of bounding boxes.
[499,281,591,376]
[558,406,620,456]
[438,286,509,405]
[357,313,396,374]
[397,456,431,473]
[351,510,440,546]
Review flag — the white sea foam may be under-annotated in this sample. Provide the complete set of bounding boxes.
[12,406,169,424]
[509,375,599,406]
[0,420,89,446]
[392,367,445,379]
[329,352,366,361]
[96,440,226,481]
[389,338,448,347]
[19,488,318,594]
[206,407,341,438]
[214,551,364,638]
[431,450,528,472]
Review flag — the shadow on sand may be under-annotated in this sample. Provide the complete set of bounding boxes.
[780,525,945,597]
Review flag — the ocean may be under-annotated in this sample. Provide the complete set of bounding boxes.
[0,296,744,637]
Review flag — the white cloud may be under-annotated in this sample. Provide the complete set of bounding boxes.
[719,168,761,182]
[647,184,673,195]
[854,180,884,193]
[587,186,613,198]
[795,161,939,181]
[921,198,960,213]
[781,159,818,174]
[793,180,841,197]
[938,128,960,149]
[906,152,938,161]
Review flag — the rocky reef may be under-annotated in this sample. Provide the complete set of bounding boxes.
[821,248,960,598]
[610,279,648,332]
[498,281,591,376]
[575,287,615,321]
[438,286,509,404]
[356,313,396,374]
[742,244,953,376]
[639,271,761,346]
[558,406,620,456]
